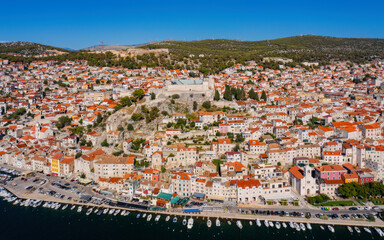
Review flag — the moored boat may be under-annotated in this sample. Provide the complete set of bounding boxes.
[147,214,152,222]
[173,217,177,223]
[216,219,220,227]
[207,219,212,228]
[269,221,274,228]
[320,225,325,230]
[182,218,187,225]
[77,206,82,213]
[282,222,287,228]
[264,220,269,227]
[306,223,312,230]
[256,218,261,227]
[364,227,372,234]
[355,227,361,233]
[300,223,306,231]
[236,220,243,230]
[249,221,253,226]
[86,208,93,215]
[155,215,160,222]
[328,225,335,233]
[275,222,281,229]
[187,218,194,229]
[165,216,170,222]
[347,226,353,233]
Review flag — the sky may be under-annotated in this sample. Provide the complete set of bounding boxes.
[1,0,384,49]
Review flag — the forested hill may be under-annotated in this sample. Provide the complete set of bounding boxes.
[145,35,384,64]
[0,41,70,56]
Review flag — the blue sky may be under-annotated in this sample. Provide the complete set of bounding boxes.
[1,0,384,49]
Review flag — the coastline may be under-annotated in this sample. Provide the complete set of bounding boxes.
[3,184,384,228]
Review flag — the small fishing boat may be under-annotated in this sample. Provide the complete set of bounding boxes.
[173,217,177,223]
[216,219,221,227]
[275,222,281,229]
[207,219,212,228]
[364,227,372,234]
[328,225,335,233]
[227,220,232,225]
[347,226,353,233]
[103,208,109,214]
[354,227,361,233]
[282,222,287,228]
[306,223,312,230]
[165,216,170,222]
[62,204,68,210]
[71,205,76,210]
[121,210,126,216]
[300,223,306,231]
[142,213,146,218]
[124,211,130,216]
[114,209,120,216]
[249,221,253,226]
[77,206,82,213]
[155,215,160,222]
[187,218,194,229]
[147,214,152,222]
[256,219,261,227]
[136,213,141,218]
[97,210,102,215]
[320,225,325,230]
[94,208,99,214]
[236,220,243,230]
[108,209,115,215]
[86,208,93,215]
[264,220,269,227]
[182,218,187,225]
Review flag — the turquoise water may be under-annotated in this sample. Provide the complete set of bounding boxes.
[0,200,380,240]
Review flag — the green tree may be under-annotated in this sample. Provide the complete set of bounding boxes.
[214,90,220,101]
[101,139,109,147]
[131,113,144,121]
[133,88,145,100]
[261,90,267,102]
[202,101,211,109]
[151,92,156,100]
[56,115,72,129]
[223,85,232,101]
[120,96,132,107]
[96,113,103,125]
[127,124,134,131]
[193,101,198,111]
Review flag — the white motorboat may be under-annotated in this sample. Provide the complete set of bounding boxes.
[227,220,231,225]
[86,208,93,215]
[364,227,372,234]
[207,219,212,228]
[77,206,82,213]
[249,221,253,226]
[147,214,152,222]
[173,217,177,223]
[187,218,194,229]
[295,223,300,231]
[182,218,187,225]
[328,225,335,233]
[320,225,325,230]
[354,227,361,233]
[94,208,99,214]
[374,227,384,237]
[264,220,269,227]
[236,220,243,229]
[275,222,281,229]
[165,216,170,222]
[108,209,115,215]
[300,223,306,231]
[136,213,141,218]
[289,222,294,228]
[103,208,109,214]
[114,209,120,216]
[306,223,312,230]
[62,204,68,210]
[155,215,160,222]
[142,213,146,218]
[347,226,353,233]
[124,211,130,216]
[256,218,261,227]
[282,222,287,228]
[121,210,126,216]
[269,221,274,228]
[216,219,221,227]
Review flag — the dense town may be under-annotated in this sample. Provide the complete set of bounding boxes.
[1,57,384,212]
